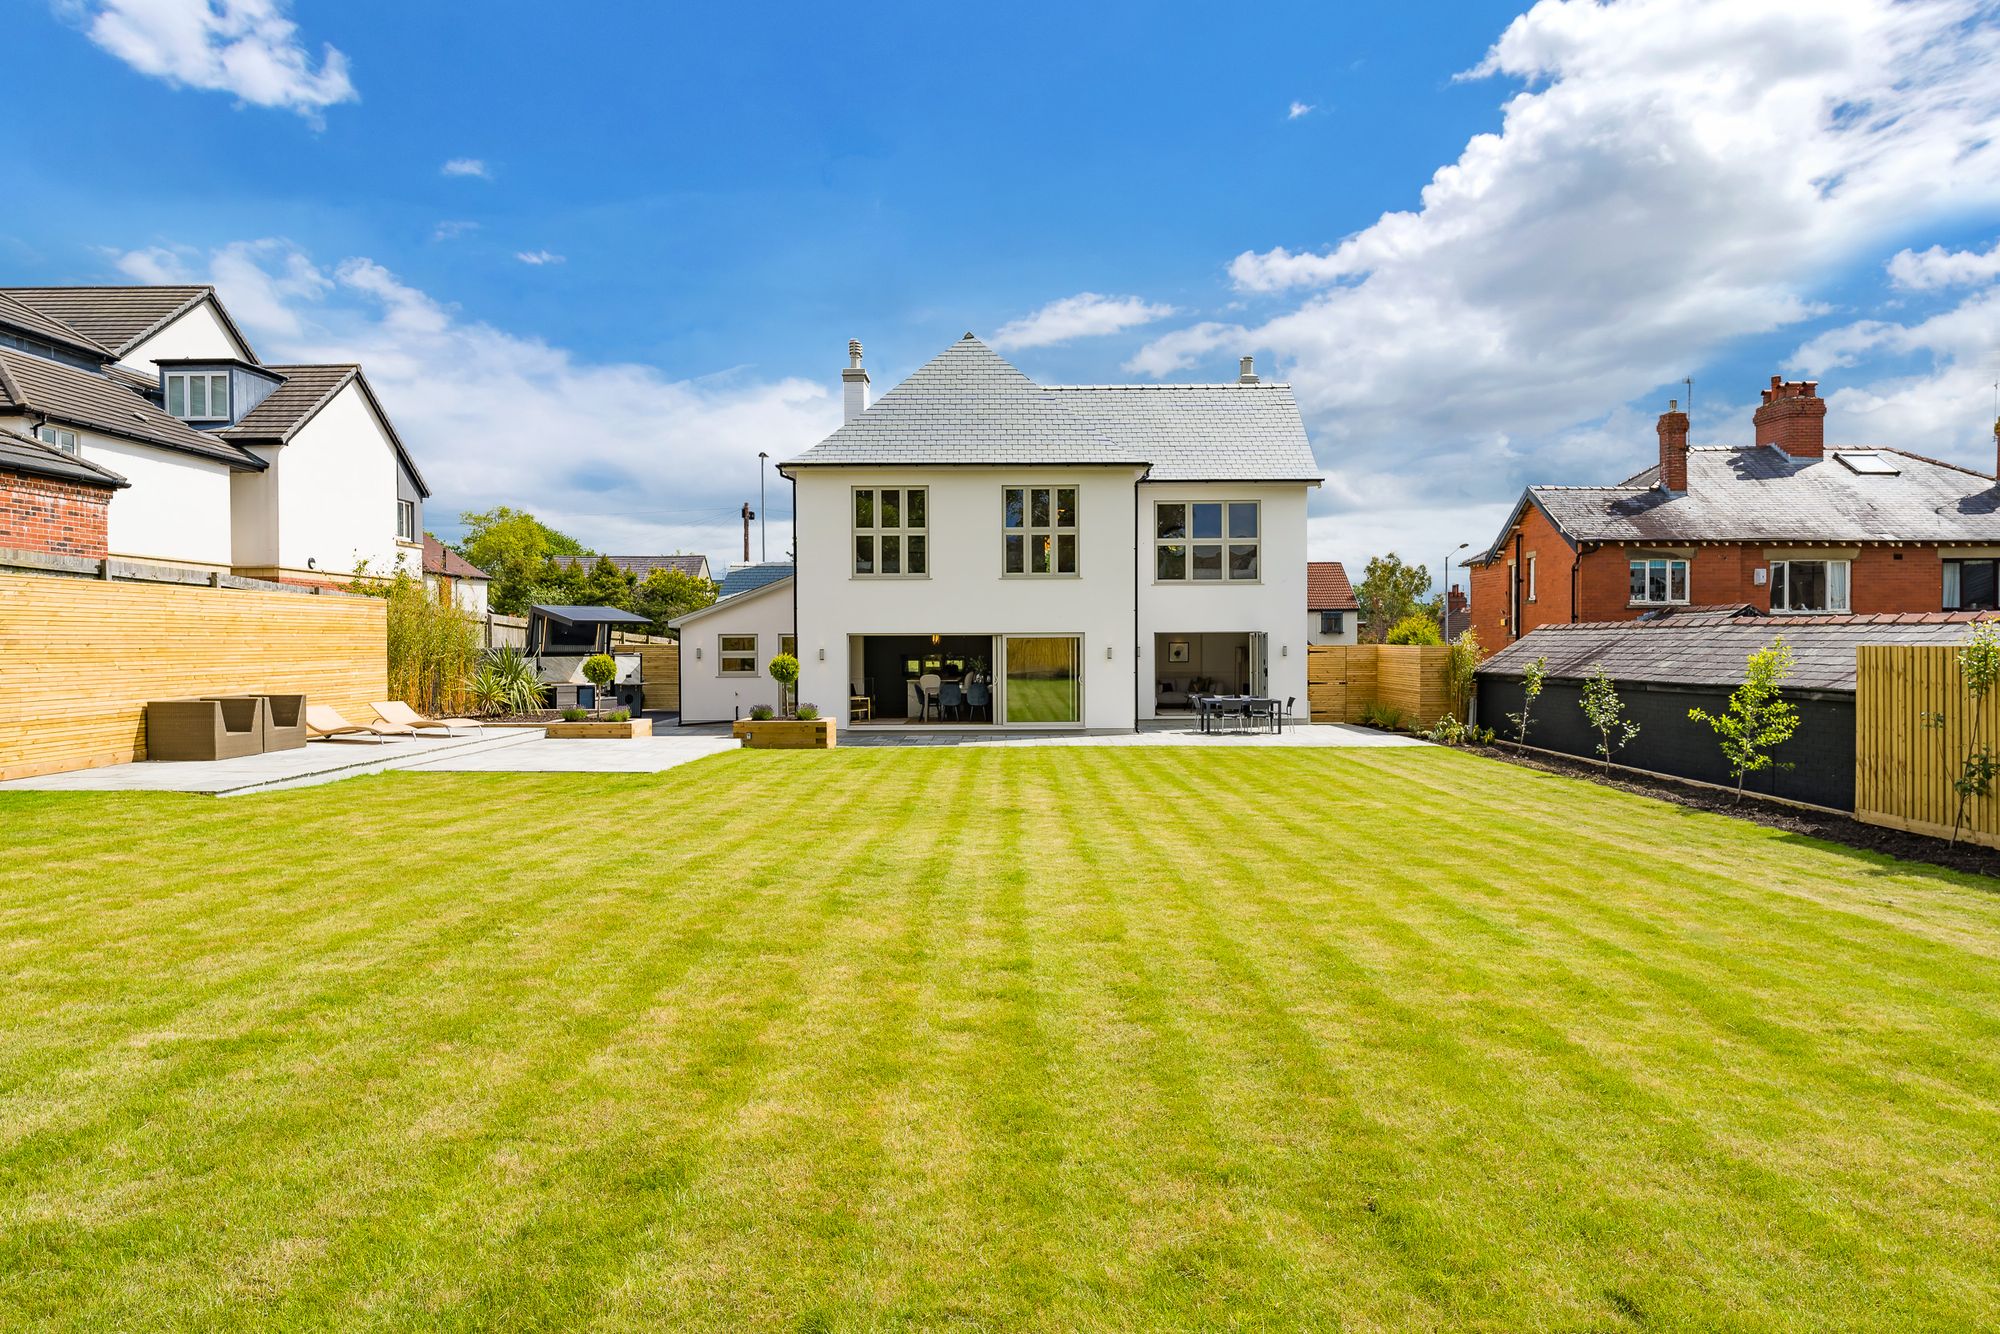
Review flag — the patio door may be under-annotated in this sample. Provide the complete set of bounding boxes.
[1249,631,1269,697]
[1002,636,1081,724]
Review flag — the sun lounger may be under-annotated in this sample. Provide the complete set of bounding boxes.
[306,704,418,743]
[371,701,481,735]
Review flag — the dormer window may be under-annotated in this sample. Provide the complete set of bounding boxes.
[165,370,230,422]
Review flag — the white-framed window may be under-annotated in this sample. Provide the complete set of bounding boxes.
[1944,559,2000,611]
[1771,559,1850,613]
[1628,557,1690,606]
[1002,485,1079,576]
[1526,554,1537,602]
[165,370,230,422]
[852,486,927,577]
[719,634,758,675]
[34,424,79,456]
[1155,501,1260,582]
[395,499,417,542]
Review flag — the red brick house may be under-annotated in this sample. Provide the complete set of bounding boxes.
[0,425,126,560]
[1468,376,2000,649]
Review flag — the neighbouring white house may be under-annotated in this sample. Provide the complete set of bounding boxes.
[773,335,1321,730]
[423,535,491,616]
[0,285,428,584]
[1306,560,1360,645]
[669,562,795,723]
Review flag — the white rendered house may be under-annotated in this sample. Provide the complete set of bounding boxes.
[779,336,1321,730]
[669,563,797,723]
[0,285,427,584]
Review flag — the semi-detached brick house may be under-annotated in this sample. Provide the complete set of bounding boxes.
[0,425,126,559]
[1467,375,2000,649]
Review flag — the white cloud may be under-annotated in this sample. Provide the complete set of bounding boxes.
[1288,100,1315,119]
[1887,238,2000,291]
[431,220,479,242]
[1128,0,2000,557]
[113,240,840,568]
[69,0,355,120]
[441,158,491,179]
[514,250,565,266]
[990,293,1178,351]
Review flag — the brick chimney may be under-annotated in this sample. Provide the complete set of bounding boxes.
[842,339,870,423]
[1754,376,1826,459]
[1657,397,1689,491]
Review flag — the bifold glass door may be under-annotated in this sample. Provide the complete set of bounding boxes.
[1002,636,1081,724]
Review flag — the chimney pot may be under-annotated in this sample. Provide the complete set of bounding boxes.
[840,337,871,422]
[1238,355,1258,384]
[1753,375,1826,458]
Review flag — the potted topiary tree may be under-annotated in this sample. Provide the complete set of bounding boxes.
[732,652,836,749]
[582,653,618,716]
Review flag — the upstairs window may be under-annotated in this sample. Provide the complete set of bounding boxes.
[1003,486,1078,576]
[34,424,79,456]
[165,371,230,422]
[396,499,417,543]
[1945,559,2000,612]
[1628,557,1689,606]
[853,487,927,577]
[1156,501,1260,582]
[1771,559,1849,613]
[1319,610,1343,634]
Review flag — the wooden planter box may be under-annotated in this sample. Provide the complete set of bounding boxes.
[732,717,837,749]
[542,718,654,739]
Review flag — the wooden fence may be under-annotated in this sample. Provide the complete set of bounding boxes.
[1307,643,1451,725]
[1855,644,2000,849]
[611,632,681,713]
[0,571,386,781]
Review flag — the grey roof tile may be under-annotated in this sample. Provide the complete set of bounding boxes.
[782,335,1319,482]
[219,364,356,441]
[1521,446,2000,546]
[0,286,252,360]
[603,554,711,579]
[0,346,263,468]
[716,561,794,599]
[0,426,128,488]
[1476,612,2000,693]
[0,292,114,358]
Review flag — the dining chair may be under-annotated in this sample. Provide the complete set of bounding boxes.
[849,682,873,723]
[940,681,963,721]
[918,672,942,721]
[967,681,990,722]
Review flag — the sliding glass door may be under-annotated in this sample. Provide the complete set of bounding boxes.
[1003,636,1081,724]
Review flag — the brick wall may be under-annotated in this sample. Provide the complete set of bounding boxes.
[1466,503,1577,650]
[1,470,113,559]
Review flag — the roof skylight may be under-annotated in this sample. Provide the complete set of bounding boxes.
[1836,451,1900,475]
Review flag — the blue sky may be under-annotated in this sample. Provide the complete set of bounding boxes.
[7,0,2000,587]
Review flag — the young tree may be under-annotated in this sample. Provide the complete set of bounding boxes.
[582,653,619,714]
[458,506,593,615]
[631,566,718,634]
[1579,663,1639,772]
[768,652,801,718]
[1356,553,1432,643]
[1444,628,1482,722]
[1508,655,1548,744]
[1687,637,1800,804]
[582,555,636,609]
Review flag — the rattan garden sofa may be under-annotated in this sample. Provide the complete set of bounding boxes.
[145,697,265,762]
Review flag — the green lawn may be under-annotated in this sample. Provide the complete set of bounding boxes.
[3,748,1999,1331]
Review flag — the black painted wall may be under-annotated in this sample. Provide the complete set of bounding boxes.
[1474,676,1856,810]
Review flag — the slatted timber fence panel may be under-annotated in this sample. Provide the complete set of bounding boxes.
[1855,643,2000,849]
[1306,644,1451,725]
[0,571,386,781]
[612,634,681,712]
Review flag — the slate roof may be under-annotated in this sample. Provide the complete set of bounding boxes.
[1046,384,1319,483]
[0,426,128,488]
[1488,446,2000,558]
[716,561,795,599]
[422,535,487,581]
[782,335,1319,482]
[220,364,430,496]
[0,292,114,358]
[0,286,253,360]
[1306,560,1358,611]
[0,347,263,468]
[1475,612,1999,693]
[603,554,711,580]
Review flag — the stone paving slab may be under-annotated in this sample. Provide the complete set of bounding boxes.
[0,728,544,796]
